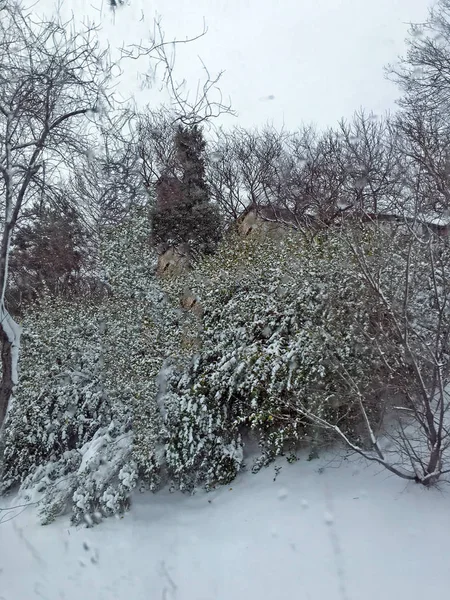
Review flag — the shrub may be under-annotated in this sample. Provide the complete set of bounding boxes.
[161,229,396,490]
[1,208,180,522]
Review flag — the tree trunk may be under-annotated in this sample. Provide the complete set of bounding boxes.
[424,445,442,485]
[0,323,13,428]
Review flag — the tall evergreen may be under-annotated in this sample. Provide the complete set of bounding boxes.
[175,125,209,207]
[152,124,222,256]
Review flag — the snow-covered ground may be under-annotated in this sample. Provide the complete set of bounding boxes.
[2,452,450,600]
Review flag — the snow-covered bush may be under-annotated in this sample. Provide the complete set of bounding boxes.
[99,207,180,487]
[4,202,446,516]
[0,296,134,523]
[19,423,135,526]
[162,219,450,489]
[1,207,181,522]
[161,229,396,490]
[1,298,112,491]
[70,425,136,525]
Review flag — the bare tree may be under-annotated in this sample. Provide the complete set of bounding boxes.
[288,217,450,486]
[206,113,401,230]
[386,0,450,219]
[0,2,113,429]
[278,112,400,225]
[230,124,347,231]
[389,0,450,116]
[71,112,147,229]
[137,109,178,190]
[206,124,345,230]
[206,129,248,222]
[205,125,293,222]
[122,18,234,127]
[233,126,290,207]
[395,106,450,216]
[335,111,401,215]
[285,126,346,225]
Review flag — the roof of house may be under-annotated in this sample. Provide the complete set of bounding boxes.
[239,201,450,231]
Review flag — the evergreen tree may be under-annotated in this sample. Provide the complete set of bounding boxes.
[8,201,91,314]
[151,124,222,256]
[175,124,209,207]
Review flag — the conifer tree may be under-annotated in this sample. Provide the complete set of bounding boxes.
[151,124,222,256]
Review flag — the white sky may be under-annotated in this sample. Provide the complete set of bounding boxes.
[39,0,433,130]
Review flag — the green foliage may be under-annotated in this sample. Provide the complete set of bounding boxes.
[4,207,447,514]
[151,124,222,255]
[151,200,222,256]
[1,207,180,523]
[1,299,110,489]
[175,124,209,206]
[161,229,399,489]
[100,207,180,486]
[0,296,136,524]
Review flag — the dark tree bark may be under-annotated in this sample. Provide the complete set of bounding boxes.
[0,325,12,428]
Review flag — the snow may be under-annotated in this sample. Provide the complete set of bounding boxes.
[2,452,450,600]
[0,308,22,387]
[78,432,111,474]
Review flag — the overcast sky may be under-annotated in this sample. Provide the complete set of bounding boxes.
[40,0,434,130]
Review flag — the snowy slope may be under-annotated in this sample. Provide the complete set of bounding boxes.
[1,452,450,600]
